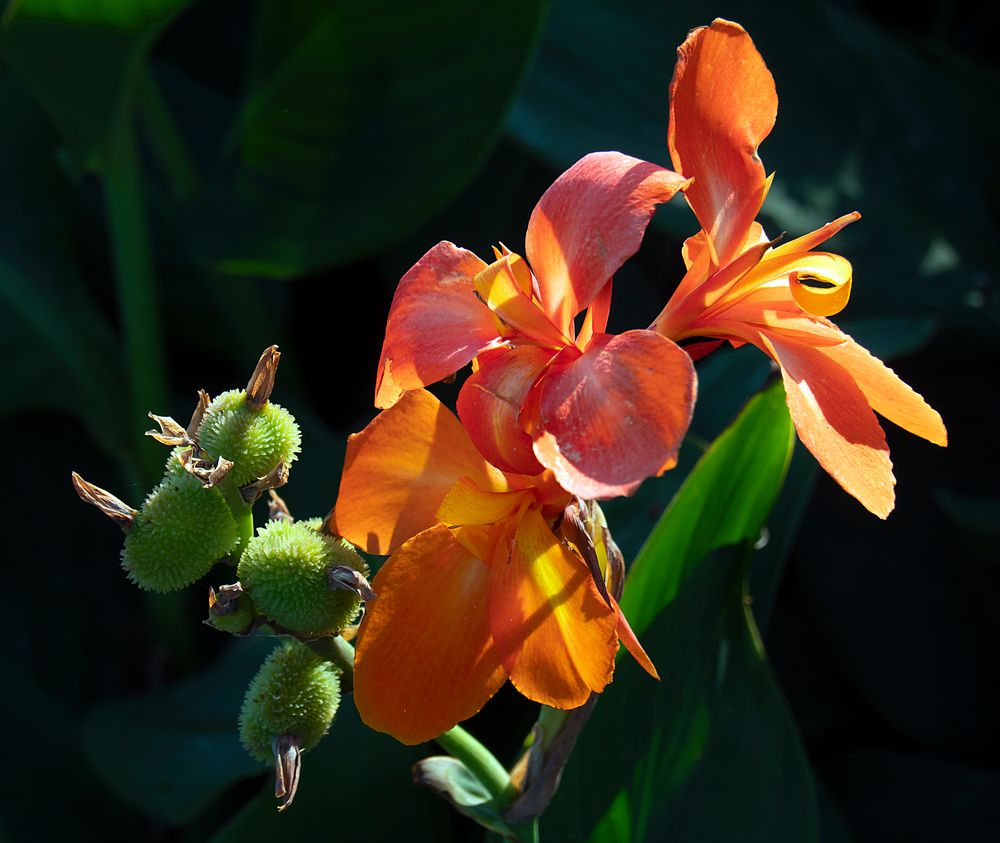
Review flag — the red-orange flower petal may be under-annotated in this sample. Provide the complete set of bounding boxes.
[762,332,896,518]
[488,508,617,709]
[333,389,506,554]
[473,255,570,347]
[375,242,495,408]
[354,525,508,745]
[457,346,553,476]
[530,330,696,499]
[611,595,659,680]
[669,19,777,264]
[823,335,947,447]
[526,151,690,334]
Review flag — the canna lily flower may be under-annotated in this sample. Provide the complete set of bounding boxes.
[651,19,946,518]
[330,388,656,745]
[375,152,696,499]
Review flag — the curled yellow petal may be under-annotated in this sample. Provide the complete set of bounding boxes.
[787,252,852,317]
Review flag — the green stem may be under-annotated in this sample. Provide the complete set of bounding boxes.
[138,68,201,202]
[216,476,255,558]
[435,725,516,805]
[104,96,168,484]
[306,635,355,692]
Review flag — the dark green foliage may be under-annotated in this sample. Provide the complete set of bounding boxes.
[197,389,301,486]
[238,520,367,636]
[122,471,238,592]
[239,640,341,764]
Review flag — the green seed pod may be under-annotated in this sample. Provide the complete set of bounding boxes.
[196,389,301,486]
[206,585,258,634]
[164,446,192,478]
[122,472,239,592]
[238,520,368,635]
[239,639,341,764]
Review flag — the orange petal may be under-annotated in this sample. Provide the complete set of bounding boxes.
[823,335,947,446]
[354,525,508,745]
[488,508,617,708]
[576,280,612,349]
[457,345,552,476]
[762,332,896,518]
[771,212,861,257]
[375,242,496,408]
[333,389,506,554]
[526,151,690,334]
[611,595,659,680]
[473,255,569,347]
[437,477,530,527]
[531,330,696,499]
[669,19,777,264]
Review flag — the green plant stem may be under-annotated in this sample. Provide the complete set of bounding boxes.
[104,99,168,484]
[435,725,517,805]
[216,476,255,557]
[306,635,355,692]
[138,68,200,202]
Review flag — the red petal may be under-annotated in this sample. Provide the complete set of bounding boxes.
[526,152,690,334]
[762,332,896,518]
[612,595,659,680]
[457,346,553,476]
[669,19,777,264]
[354,525,507,744]
[376,242,496,408]
[531,331,696,499]
[488,508,617,708]
[333,390,506,554]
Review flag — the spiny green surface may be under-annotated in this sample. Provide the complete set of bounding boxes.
[122,472,238,593]
[238,520,368,636]
[239,640,341,764]
[197,389,301,486]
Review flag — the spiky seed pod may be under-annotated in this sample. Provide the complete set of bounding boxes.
[238,520,368,635]
[196,389,301,486]
[122,472,239,593]
[239,639,341,764]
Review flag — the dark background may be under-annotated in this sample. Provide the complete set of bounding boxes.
[2,0,998,840]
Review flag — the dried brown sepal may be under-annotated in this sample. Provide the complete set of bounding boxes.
[145,413,193,448]
[178,449,234,488]
[208,582,245,616]
[187,389,211,439]
[246,345,281,410]
[71,472,136,532]
[339,624,359,642]
[319,508,338,537]
[272,734,302,812]
[268,489,293,522]
[240,460,289,503]
[504,698,598,824]
[327,566,377,602]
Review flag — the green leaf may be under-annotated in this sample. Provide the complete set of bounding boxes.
[189,0,549,278]
[80,638,274,823]
[622,382,795,637]
[413,756,514,838]
[0,15,175,166]
[542,383,816,842]
[5,0,187,29]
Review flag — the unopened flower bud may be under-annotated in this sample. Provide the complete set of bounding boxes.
[237,520,368,636]
[196,389,301,486]
[206,584,258,634]
[122,472,239,592]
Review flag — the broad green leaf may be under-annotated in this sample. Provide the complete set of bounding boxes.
[5,0,187,29]
[543,383,814,842]
[413,756,514,837]
[80,638,274,823]
[622,382,795,636]
[189,0,549,278]
[0,13,181,166]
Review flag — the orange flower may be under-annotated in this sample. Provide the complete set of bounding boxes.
[374,152,696,498]
[651,19,946,518]
[331,389,655,745]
